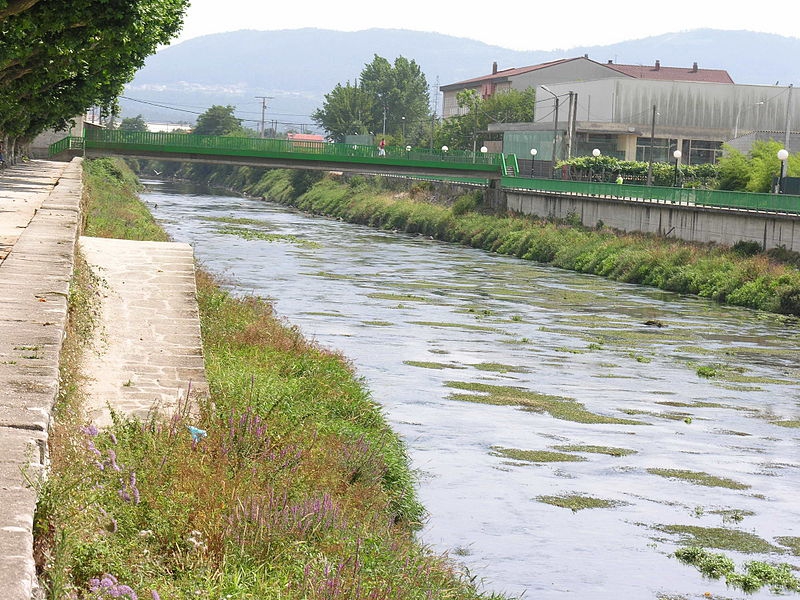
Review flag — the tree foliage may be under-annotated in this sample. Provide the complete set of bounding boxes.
[118,115,149,132]
[716,140,800,192]
[192,105,246,136]
[435,88,536,151]
[313,55,430,144]
[0,0,188,155]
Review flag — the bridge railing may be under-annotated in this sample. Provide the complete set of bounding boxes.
[502,176,800,215]
[75,129,501,170]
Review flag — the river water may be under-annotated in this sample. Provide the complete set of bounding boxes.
[142,180,800,600]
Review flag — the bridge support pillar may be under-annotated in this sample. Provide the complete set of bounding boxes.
[485,180,506,212]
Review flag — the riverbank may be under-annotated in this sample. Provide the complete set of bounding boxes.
[36,158,509,599]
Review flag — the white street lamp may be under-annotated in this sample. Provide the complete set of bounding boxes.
[592,148,601,157]
[673,150,682,187]
[777,148,789,193]
[530,148,538,177]
[441,145,448,153]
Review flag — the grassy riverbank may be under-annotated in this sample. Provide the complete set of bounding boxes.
[239,169,800,317]
[36,158,508,599]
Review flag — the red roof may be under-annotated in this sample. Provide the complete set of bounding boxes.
[441,57,734,90]
[287,133,325,142]
[606,61,734,84]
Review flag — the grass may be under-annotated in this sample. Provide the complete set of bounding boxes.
[552,444,637,457]
[646,468,749,490]
[35,158,513,600]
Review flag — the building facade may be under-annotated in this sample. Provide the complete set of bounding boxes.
[440,57,797,169]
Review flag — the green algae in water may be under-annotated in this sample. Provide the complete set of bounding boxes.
[621,409,692,422]
[216,226,321,247]
[646,468,750,490]
[368,292,430,303]
[472,362,528,373]
[553,444,637,457]
[776,536,800,556]
[655,524,782,553]
[410,321,498,332]
[536,493,626,511]
[445,381,644,425]
[490,446,586,463]
[204,216,274,227]
[403,360,466,370]
[364,320,394,326]
[771,419,800,428]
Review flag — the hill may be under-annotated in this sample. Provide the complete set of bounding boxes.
[121,28,800,130]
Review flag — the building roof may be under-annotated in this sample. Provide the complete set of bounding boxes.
[441,56,734,91]
[605,60,734,84]
[287,133,325,142]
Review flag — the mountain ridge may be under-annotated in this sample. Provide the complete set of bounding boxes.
[122,28,800,128]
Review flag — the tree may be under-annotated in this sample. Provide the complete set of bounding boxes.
[313,55,431,145]
[118,115,149,132]
[716,140,800,192]
[311,82,374,142]
[435,88,536,151]
[192,105,244,136]
[0,0,188,157]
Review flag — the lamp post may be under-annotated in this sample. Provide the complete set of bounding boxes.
[530,148,537,177]
[591,148,600,181]
[673,150,682,187]
[401,116,406,144]
[540,85,559,177]
[777,148,789,194]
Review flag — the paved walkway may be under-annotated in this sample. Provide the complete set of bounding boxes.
[0,158,208,599]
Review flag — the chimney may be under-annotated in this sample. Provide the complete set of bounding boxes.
[607,59,613,64]
[655,60,660,71]
[492,61,498,74]
[584,53,589,58]
[692,62,698,72]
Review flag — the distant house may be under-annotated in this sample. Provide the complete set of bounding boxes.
[440,56,797,170]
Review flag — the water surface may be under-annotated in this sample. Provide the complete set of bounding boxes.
[143,181,800,599]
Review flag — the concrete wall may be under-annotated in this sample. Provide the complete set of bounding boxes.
[505,189,800,251]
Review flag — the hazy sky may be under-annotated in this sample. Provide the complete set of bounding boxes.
[175,0,798,50]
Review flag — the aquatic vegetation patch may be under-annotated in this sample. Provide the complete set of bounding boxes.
[471,362,528,373]
[490,446,586,463]
[368,292,431,303]
[204,216,274,227]
[363,320,394,327]
[710,509,754,524]
[674,546,799,594]
[656,400,728,409]
[646,468,750,490]
[403,360,466,370]
[409,321,498,333]
[216,225,321,247]
[445,381,644,425]
[552,444,636,457]
[776,536,800,556]
[621,409,693,422]
[770,419,800,428]
[656,525,782,553]
[536,493,626,511]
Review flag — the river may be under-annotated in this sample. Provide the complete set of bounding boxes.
[142,180,800,600]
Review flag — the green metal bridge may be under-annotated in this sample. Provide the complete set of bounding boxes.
[50,130,800,215]
[49,129,505,181]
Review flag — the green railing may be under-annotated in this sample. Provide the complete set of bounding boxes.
[61,129,502,174]
[47,135,84,156]
[502,177,800,215]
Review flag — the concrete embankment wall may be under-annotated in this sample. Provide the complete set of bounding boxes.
[0,158,83,599]
[505,190,800,251]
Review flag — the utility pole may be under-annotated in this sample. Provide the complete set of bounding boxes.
[255,96,273,137]
[784,84,793,150]
[646,104,656,186]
